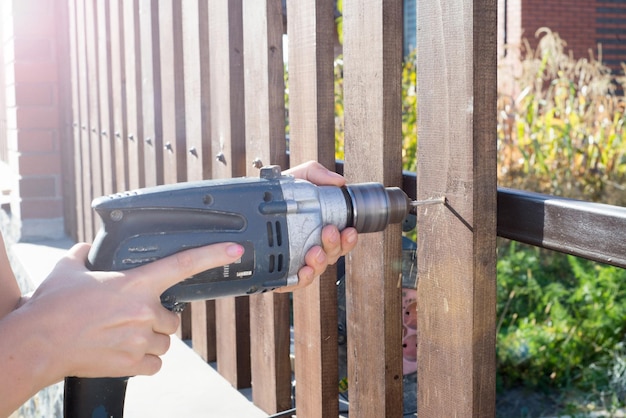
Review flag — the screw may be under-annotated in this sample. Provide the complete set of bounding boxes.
[145,137,152,146]
[216,152,226,165]
[252,158,263,169]
[188,147,198,157]
[128,134,134,141]
[110,210,123,222]
[164,142,173,152]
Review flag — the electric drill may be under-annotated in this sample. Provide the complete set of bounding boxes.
[63,165,412,418]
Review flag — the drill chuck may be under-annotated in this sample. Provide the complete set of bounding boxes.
[344,183,411,233]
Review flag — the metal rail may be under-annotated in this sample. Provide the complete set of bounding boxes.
[336,163,626,269]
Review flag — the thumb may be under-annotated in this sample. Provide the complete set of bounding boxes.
[128,242,245,295]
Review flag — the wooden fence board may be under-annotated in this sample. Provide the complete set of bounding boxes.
[158,0,186,184]
[138,0,162,187]
[181,0,214,362]
[342,0,404,416]
[84,0,103,221]
[75,0,95,241]
[182,0,210,182]
[108,0,128,193]
[286,0,338,416]
[416,0,498,416]
[243,0,291,413]
[96,0,115,196]
[67,0,84,241]
[123,0,145,190]
[208,0,251,386]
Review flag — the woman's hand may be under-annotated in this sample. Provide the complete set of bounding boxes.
[21,241,244,380]
[276,161,358,292]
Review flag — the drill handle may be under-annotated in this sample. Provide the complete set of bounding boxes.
[63,377,129,418]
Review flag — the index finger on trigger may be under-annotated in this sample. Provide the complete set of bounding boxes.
[128,242,245,295]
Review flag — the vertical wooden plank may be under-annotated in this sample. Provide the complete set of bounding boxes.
[75,0,94,241]
[416,0,497,416]
[123,0,145,189]
[243,0,291,413]
[158,0,191,339]
[67,0,85,241]
[96,0,115,196]
[85,0,103,225]
[56,0,77,239]
[138,0,163,187]
[182,0,210,181]
[286,0,338,417]
[158,0,186,184]
[209,0,251,385]
[109,0,128,193]
[342,0,404,416]
[182,0,214,362]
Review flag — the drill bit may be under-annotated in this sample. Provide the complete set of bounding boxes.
[410,197,446,207]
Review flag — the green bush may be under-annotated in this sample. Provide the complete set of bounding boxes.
[497,241,626,395]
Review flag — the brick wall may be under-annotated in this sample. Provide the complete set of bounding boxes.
[500,0,626,74]
[1,0,65,240]
[521,0,596,60]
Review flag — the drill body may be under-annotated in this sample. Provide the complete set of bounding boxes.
[88,165,409,311]
[65,165,411,418]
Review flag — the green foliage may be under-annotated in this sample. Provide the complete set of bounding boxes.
[495,30,626,406]
[496,241,626,406]
[497,241,626,391]
[498,28,626,206]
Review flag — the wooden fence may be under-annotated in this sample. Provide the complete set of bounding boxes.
[60,0,498,416]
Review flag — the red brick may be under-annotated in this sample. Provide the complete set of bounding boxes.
[17,152,61,176]
[14,83,54,106]
[15,130,56,153]
[16,107,59,129]
[19,176,58,198]
[19,198,63,219]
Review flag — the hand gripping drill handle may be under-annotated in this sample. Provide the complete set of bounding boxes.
[64,166,411,417]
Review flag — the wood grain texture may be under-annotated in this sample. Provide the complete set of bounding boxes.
[342,0,404,416]
[138,0,163,187]
[286,0,338,416]
[122,0,145,190]
[208,0,252,390]
[109,0,129,194]
[416,0,497,416]
[96,0,115,196]
[182,0,210,182]
[67,0,85,241]
[75,0,95,241]
[158,0,186,184]
[243,0,291,413]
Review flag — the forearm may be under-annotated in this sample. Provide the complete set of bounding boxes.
[0,305,60,417]
[0,233,21,319]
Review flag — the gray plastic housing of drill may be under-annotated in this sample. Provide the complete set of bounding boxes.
[87,166,349,311]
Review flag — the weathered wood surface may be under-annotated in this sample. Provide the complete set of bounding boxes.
[417,0,498,416]
[342,0,405,416]
[242,0,291,413]
[138,0,163,187]
[207,0,252,389]
[287,0,338,416]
